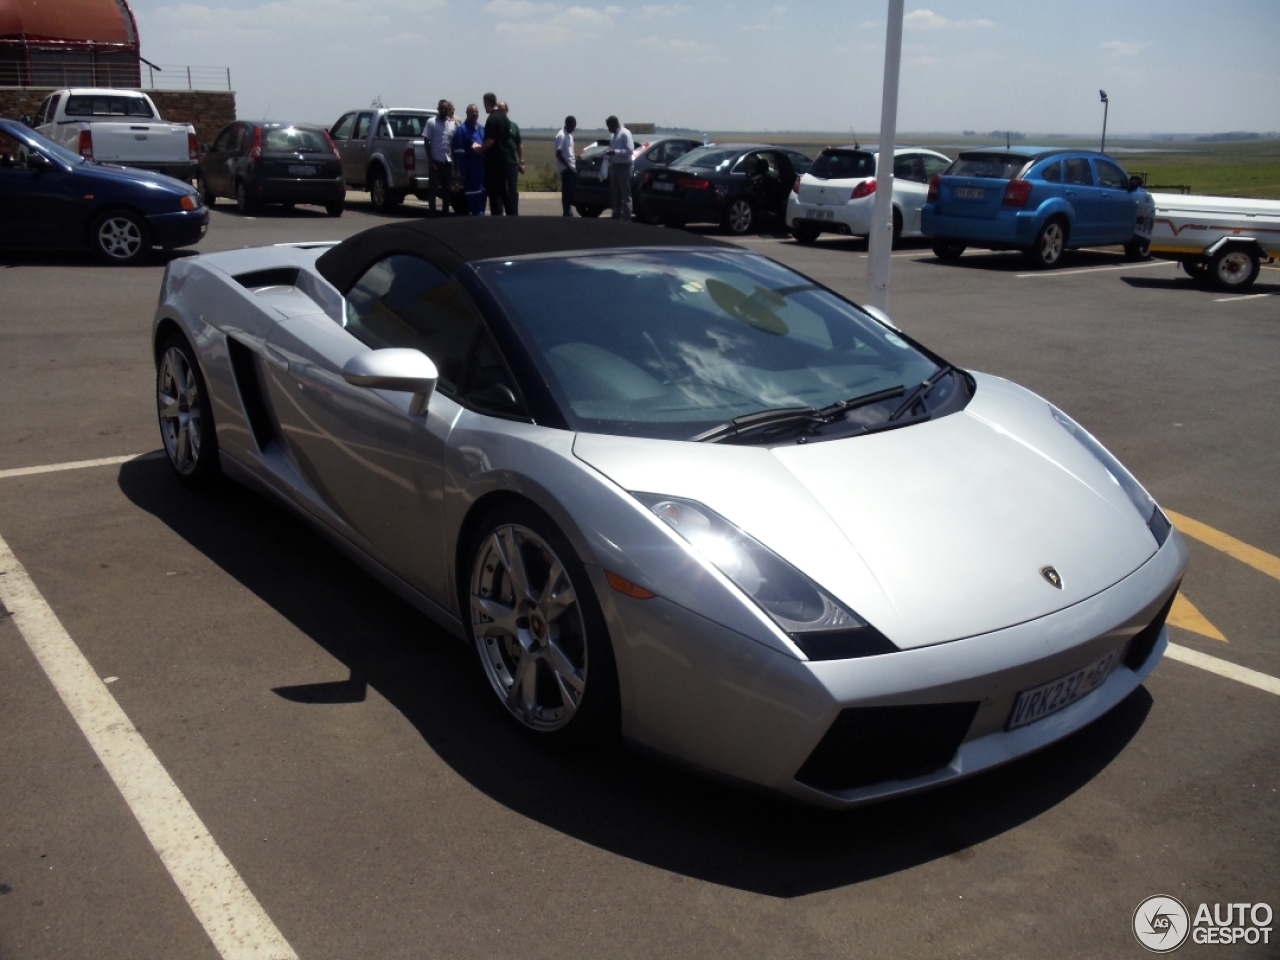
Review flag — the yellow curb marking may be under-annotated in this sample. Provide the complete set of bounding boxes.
[1166,510,1280,583]
[1168,593,1227,642]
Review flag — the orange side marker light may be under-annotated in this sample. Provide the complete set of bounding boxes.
[606,570,657,600]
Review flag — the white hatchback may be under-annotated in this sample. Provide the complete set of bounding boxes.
[787,146,951,245]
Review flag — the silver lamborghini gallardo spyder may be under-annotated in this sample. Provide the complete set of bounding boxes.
[152,219,1186,808]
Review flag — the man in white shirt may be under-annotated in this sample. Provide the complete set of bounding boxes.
[424,100,456,216]
[554,115,577,217]
[605,115,634,221]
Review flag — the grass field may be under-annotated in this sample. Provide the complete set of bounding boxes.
[515,131,1280,199]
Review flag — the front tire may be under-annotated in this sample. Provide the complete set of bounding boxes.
[196,172,216,207]
[235,179,257,214]
[90,209,152,265]
[891,207,903,247]
[1124,236,1151,261]
[723,197,755,235]
[1026,218,1068,268]
[156,333,220,486]
[465,503,619,745]
[1209,247,1260,291]
[368,170,401,210]
[576,204,603,218]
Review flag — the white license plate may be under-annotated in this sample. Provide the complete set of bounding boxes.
[1007,651,1118,730]
[288,164,316,175]
[955,187,985,199]
[653,181,675,192]
[807,209,834,221]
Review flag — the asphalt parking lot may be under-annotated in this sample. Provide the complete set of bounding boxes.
[1,193,1277,959]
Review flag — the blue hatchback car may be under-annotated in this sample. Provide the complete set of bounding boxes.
[920,148,1154,268]
[0,117,208,265]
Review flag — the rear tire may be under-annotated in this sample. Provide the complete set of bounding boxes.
[791,222,820,244]
[235,179,257,214]
[325,198,345,217]
[156,332,220,487]
[931,240,966,261]
[891,207,903,247]
[1183,259,1210,283]
[464,502,619,747]
[1025,218,1068,268]
[90,209,152,265]
[1209,247,1260,291]
[576,205,603,218]
[723,197,755,235]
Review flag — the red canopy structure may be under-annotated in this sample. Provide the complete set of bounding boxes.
[0,0,142,87]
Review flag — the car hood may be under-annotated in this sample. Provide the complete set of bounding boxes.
[572,373,1159,649]
[79,161,192,195]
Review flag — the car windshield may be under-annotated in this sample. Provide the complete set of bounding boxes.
[671,147,742,172]
[1,122,85,166]
[948,153,1033,180]
[264,126,330,152]
[476,250,956,441]
[809,149,876,180]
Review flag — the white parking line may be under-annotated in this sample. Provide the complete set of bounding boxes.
[1214,293,1276,303]
[0,452,161,481]
[1166,643,1280,696]
[0,533,297,960]
[1015,261,1174,279]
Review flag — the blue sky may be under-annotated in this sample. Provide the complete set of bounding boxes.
[132,0,1280,134]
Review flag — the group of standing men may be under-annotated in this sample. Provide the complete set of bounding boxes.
[423,93,524,216]
[423,98,638,220]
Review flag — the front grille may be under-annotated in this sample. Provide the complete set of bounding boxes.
[795,701,980,792]
[1123,586,1179,671]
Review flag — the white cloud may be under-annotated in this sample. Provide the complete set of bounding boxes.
[490,3,618,43]
[1102,40,1143,56]
[639,35,713,53]
[904,9,995,29]
[773,5,787,12]
[741,22,768,31]
[484,0,542,15]
[640,3,690,17]
[153,0,444,40]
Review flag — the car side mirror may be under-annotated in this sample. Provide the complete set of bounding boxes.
[26,151,50,171]
[19,114,34,127]
[342,348,438,415]
[1127,174,1144,192]
[862,304,900,331]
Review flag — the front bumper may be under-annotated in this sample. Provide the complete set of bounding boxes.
[595,526,1188,808]
[147,207,209,249]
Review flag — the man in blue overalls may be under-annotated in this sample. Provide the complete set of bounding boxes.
[453,104,487,215]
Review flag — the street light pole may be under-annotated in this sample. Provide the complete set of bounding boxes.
[866,0,904,312]
[1099,89,1109,152]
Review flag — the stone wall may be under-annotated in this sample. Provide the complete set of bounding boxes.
[0,88,236,145]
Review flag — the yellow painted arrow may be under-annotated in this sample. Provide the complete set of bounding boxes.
[1165,510,1280,583]
[1168,593,1227,642]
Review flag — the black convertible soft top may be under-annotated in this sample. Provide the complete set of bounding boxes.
[315,218,733,293]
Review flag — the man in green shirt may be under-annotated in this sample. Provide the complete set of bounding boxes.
[499,100,524,215]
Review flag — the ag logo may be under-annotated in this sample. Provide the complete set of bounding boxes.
[1133,895,1190,953]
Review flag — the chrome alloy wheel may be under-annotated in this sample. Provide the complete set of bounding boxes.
[471,523,588,732]
[157,346,204,474]
[726,198,754,235]
[1037,221,1065,264]
[96,215,144,261]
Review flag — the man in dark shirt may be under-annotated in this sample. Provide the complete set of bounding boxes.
[474,92,511,215]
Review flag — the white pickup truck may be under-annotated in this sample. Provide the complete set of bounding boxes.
[1148,192,1280,291]
[31,88,198,182]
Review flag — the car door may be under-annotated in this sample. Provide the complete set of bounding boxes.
[338,112,373,184]
[1062,155,1100,245]
[205,123,242,195]
[1094,157,1139,243]
[0,132,82,246]
[328,113,356,183]
[261,254,486,604]
[892,153,930,234]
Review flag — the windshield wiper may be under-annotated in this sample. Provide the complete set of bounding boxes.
[692,406,825,443]
[888,364,955,422]
[817,384,905,419]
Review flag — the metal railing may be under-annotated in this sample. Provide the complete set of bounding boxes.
[1134,173,1192,195]
[0,59,231,91]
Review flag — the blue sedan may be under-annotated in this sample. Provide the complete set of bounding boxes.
[0,118,208,265]
[920,148,1154,268]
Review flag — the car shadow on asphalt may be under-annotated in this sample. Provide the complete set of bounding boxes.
[118,455,1153,898]
[1121,275,1280,297]
[0,248,197,269]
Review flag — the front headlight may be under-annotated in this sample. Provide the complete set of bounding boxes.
[633,493,898,660]
[1049,405,1171,545]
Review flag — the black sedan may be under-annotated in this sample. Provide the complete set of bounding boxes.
[638,144,812,235]
[198,121,344,216]
[0,117,208,265]
[572,135,703,218]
